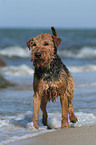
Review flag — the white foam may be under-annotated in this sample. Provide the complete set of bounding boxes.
[48,113,61,128]
[58,50,75,58]
[0,47,30,58]
[1,111,96,145]
[0,120,9,128]
[58,46,96,59]
[48,112,96,128]
[1,112,96,129]
[74,112,96,127]
[76,47,96,59]
[68,65,96,73]
[9,112,96,129]
[0,65,34,76]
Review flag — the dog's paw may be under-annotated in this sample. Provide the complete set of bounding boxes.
[61,122,70,128]
[69,112,78,123]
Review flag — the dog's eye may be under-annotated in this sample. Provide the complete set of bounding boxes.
[44,42,49,46]
[33,43,36,46]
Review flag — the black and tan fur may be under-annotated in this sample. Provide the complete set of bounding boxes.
[27,27,77,129]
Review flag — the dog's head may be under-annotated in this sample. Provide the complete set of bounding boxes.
[27,27,62,68]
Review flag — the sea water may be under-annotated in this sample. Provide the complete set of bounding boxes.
[0,28,96,145]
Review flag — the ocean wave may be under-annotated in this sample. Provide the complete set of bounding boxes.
[0,65,34,76]
[48,112,96,128]
[76,47,96,59]
[0,111,96,145]
[0,46,30,58]
[76,82,96,88]
[0,46,96,59]
[68,65,96,72]
[58,46,96,59]
[0,64,96,76]
[6,112,96,129]
[0,111,53,145]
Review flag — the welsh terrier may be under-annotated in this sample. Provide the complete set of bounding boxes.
[27,27,77,129]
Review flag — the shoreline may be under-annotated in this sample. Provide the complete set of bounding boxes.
[8,125,96,145]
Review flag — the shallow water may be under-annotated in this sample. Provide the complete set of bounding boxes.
[0,71,96,145]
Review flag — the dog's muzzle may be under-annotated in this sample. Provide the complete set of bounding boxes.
[35,52,41,58]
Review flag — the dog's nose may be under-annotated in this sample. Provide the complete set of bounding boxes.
[35,52,41,58]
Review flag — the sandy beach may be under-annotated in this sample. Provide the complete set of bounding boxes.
[8,125,96,145]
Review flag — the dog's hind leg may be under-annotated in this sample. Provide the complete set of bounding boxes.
[60,94,70,128]
[68,96,78,123]
[40,97,48,126]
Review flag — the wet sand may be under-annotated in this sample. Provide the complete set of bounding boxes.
[8,125,96,145]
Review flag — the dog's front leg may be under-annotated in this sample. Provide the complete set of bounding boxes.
[33,93,41,129]
[60,95,70,128]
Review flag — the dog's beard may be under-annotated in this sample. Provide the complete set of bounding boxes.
[33,58,48,68]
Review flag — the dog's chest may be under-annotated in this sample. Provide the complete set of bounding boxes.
[35,66,61,83]
[42,70,61,102]
[43,70,59,82]
[35,68,60,102]
[45,85,59,102]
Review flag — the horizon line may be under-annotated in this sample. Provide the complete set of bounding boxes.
[0,26,96,30]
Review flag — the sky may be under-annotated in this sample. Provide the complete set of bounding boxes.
[0,0,96,28]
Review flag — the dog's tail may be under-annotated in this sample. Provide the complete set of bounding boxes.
[51,26,57,37]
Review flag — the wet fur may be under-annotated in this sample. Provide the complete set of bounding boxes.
[27,27,77,129]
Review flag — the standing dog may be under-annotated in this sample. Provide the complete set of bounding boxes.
[27,27,77,129]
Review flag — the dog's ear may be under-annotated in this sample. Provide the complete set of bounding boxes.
[51,26,57,37]
[52,36,62,48]
[51,26,62,48]
[27,38,35,50]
